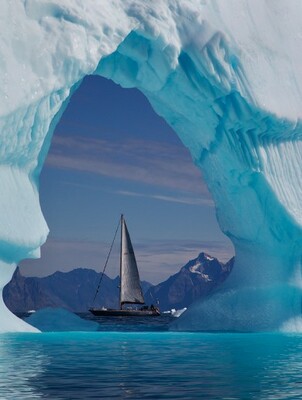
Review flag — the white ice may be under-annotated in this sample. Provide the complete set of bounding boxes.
[1,0,302,331]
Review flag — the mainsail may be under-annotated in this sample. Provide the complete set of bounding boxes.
[120,215,145,307]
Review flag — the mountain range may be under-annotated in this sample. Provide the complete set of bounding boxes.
[4,252,234,313]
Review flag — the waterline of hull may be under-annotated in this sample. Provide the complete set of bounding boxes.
[89,308,160,317]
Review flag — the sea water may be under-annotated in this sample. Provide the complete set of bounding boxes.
[0,315,302,399]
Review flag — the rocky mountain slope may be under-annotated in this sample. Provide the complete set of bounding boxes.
[145,252,234,311]
[3,268,151,312]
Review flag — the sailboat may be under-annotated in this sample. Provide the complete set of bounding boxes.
[89,215,160,317]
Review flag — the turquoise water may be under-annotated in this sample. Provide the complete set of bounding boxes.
[1,326,302,399]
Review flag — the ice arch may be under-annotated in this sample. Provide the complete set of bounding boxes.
[1,1,302,331]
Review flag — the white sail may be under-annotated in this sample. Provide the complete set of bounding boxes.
[120,216,145,306]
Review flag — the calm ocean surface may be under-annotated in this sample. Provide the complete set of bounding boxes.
[1,315,302,399]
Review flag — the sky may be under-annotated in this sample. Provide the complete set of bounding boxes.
[20,76,234,284]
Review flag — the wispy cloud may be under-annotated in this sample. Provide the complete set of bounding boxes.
[116,190,214,207]
[45,135,212,198]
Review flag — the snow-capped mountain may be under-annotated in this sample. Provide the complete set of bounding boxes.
[144,253,234,311]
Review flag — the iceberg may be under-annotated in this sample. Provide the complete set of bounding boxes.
[0,0,302,331]
[25,308,99,332]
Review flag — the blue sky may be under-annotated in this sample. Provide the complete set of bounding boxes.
[20,76,233,284]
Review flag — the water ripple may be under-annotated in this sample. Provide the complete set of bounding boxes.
[0,332,302,399]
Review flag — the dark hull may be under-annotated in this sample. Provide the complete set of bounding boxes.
[89,308,160,317]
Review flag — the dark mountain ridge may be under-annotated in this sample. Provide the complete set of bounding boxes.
[3,267,152,312]
[4,252,234,313]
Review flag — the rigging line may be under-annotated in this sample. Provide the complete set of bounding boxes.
[91,217,121,306]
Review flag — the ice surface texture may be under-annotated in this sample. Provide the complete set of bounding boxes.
[25,308,99,332]
[1,0,302,331]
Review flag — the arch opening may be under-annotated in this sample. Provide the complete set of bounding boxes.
[19,74,232,283]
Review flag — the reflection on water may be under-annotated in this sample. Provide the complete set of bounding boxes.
[0,332,302,399]
[0,334,46,399]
